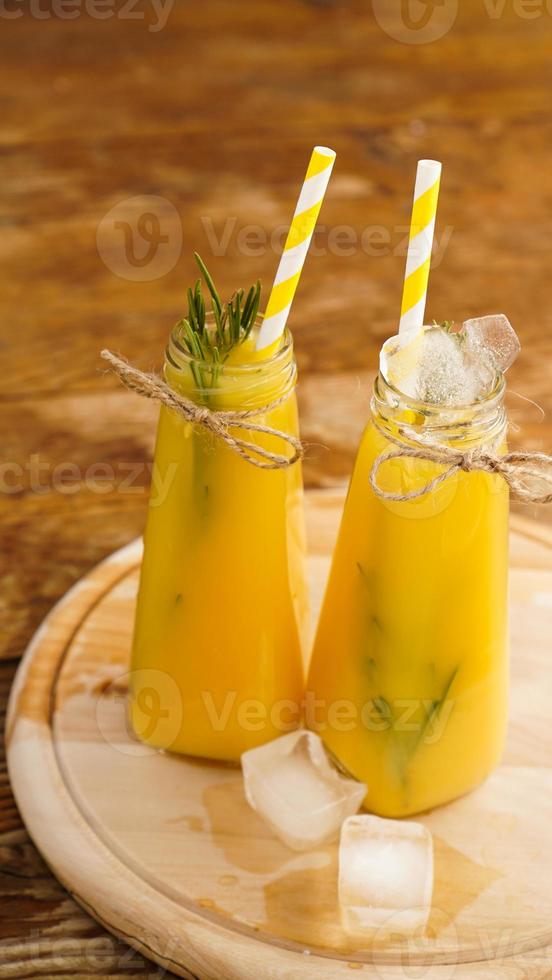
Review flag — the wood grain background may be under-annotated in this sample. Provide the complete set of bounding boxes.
[2,1,552,976]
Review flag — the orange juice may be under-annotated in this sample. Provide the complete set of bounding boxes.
[130,321,308,760]
[307,373,509,817]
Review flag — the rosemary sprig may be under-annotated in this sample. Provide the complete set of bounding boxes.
[384,664,460,789]
[434,319,456,333]
[177,254,262,382]
[408,665,459,757]
[433,319,467,345]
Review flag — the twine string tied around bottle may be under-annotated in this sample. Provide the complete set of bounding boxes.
[101,350,303,470]
[370,419,552,504]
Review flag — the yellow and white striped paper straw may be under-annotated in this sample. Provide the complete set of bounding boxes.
[256,146,336,351]
[398,159,442,343]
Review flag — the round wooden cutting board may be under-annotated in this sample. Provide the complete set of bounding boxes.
[6,490,552,979]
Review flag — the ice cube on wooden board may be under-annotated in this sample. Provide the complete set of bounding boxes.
[241,730,367,851]
[338,814,434,933]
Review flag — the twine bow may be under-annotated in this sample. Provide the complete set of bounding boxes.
[370,421,552,504]
[101,350,303,470]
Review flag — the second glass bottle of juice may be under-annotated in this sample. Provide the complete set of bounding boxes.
[130,316,308,760]
[307,369,509,817]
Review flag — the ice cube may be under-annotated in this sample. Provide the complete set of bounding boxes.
[379,332,426,397]
[415,327,474,404]
[462,314,520,373]
[241,731,366,851]
[338,814,433,933]
[380,324,496,406]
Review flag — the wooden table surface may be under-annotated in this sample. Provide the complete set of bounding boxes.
[2,2,552,976]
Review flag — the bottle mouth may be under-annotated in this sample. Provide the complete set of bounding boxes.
[165,314,296,407]
[378,328,505,414]
[373,370,507,446]
[167,313,294,377]
[375,368,506,418]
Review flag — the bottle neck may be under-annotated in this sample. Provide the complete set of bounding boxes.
[164,316,297,411]
[371,371,507,448]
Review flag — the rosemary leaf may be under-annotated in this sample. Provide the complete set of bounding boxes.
[244,282,261,340]
[197,291,206,333]
[194,252,223,316]
[234,291,242,344]
[187,287,199,331]
[242,284,255,325]
[175,254,264,392]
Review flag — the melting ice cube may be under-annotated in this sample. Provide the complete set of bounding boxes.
[380,314,519,407]
[241,731,366,851]
[381,326,493,405]
[462,314,520,373]
[338,814,434,933]
[412,326,492,405]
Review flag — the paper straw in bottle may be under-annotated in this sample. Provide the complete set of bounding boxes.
[255,146,336,351]
[398,159,442,344]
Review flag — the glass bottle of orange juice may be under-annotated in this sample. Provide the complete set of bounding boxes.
[130,262,308,761]
[307,327,511,817]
